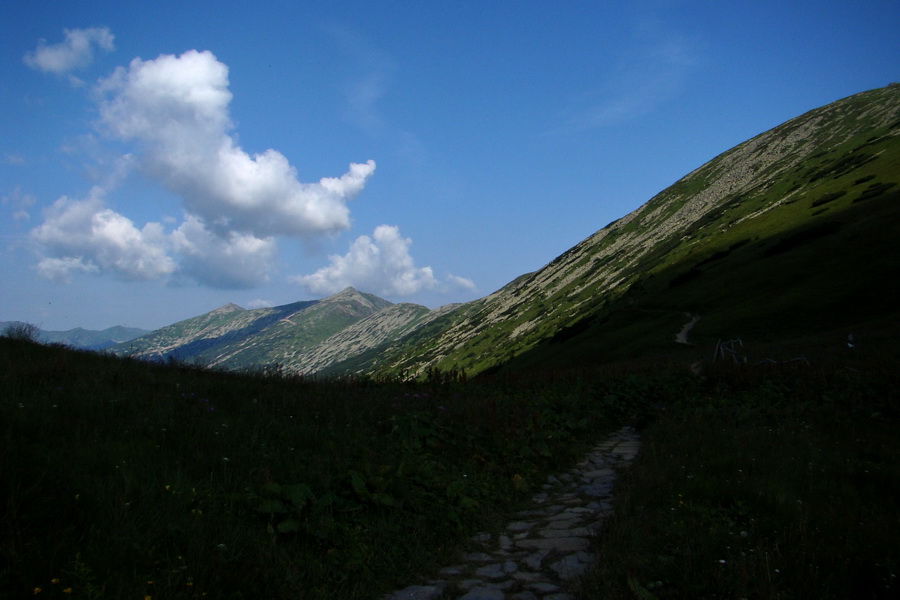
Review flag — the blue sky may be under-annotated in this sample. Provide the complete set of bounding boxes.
[2,1,898,330]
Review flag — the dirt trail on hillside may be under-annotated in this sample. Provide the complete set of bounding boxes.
[385,427,641,600]
[675,312,700,345]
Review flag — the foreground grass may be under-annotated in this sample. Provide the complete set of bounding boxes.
[4,333,897,599]
[1,337,664,599]
[579,350,900,599]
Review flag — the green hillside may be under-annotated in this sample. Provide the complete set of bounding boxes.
[370,84,900,377]
[111,288,403,372]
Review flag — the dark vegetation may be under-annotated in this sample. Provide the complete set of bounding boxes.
[854,181,897,203]
[1,333,657,599]
[579,343,900,600]
[809,190,846,208]
[4,317,898,599]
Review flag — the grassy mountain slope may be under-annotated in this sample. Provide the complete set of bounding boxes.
[205,289,394,371]
[112,300,285,361]
[112,288,445,374]
[313,301,462,375]
[370,84,900,377]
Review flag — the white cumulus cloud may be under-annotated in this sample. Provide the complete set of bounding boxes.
[292,224,473,298]
[246,299,274,309]
[24,27,115,74]
[170,215,276,289]
[31,187,174,283]
[96,49,375,239]
[29,47,381,289]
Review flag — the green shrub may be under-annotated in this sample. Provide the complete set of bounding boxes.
[1,321,40,342]
[809,189,846,207]
[853,181,897,203]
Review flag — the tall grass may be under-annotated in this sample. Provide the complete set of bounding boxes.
[1,337,665,599]
[4,334,897,599]
[578,348,900,599]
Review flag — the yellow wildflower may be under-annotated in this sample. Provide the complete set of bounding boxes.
[51,578,60,584]
[63,588,72,594]
[33,588,41,595]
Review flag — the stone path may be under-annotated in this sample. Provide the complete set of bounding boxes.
[675,312,700,345]
[386,426,641,600]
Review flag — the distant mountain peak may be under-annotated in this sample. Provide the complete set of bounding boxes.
[0,322,150,350]
[211,303,245,315]
[327,286,375,301]
[321,287,393,308]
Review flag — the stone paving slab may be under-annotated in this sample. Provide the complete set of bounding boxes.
[385,426,640,599]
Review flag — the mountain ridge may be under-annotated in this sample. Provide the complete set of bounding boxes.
[0,322,150,350]
[111,84,899,376]
[110,287,442,373]
[352,83,900,376]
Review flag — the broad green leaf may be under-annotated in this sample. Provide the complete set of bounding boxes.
[277,518,301,533]
[349,469,370,499]
[283,483,314,508]
[372,492,396,507]
[256,499,287,514]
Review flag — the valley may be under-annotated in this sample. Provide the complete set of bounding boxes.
[3,84,899,600]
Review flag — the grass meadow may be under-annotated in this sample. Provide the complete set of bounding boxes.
[2,326,898,599]
[579,340,900,599]
[1,334,645,599]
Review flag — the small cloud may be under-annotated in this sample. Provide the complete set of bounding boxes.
[4,154,25,165]
[246,299,275,309]
[445,274,477,292]
[551,13,699,133]
[326,24,397,134]
[291,225,438,297]
[345,71,391,133]
[24,26,115,75]
[2,186,37,221]
[292,225,474,298]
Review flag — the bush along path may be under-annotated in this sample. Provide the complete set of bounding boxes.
[386,426,641,600]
